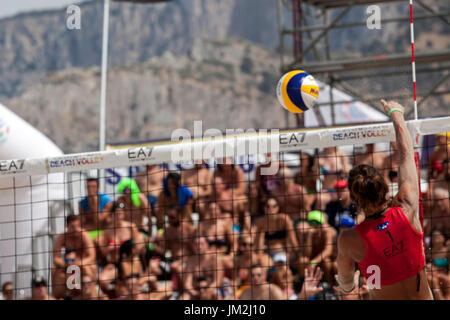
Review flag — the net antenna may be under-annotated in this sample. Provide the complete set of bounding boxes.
[409,0,418,120]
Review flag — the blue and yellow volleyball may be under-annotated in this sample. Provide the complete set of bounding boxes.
[276,70,319,113]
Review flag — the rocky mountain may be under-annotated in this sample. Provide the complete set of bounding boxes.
[6,38,285,153]
[0,0,278,99]
[0,0,448,153]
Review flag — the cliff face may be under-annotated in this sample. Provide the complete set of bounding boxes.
[6,38,285,153]
[0,0,448,153]
[0,0,278,99]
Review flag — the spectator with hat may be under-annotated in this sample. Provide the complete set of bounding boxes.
[324,179,357,231]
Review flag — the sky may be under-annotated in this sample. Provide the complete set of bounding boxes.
[0,0,89,19]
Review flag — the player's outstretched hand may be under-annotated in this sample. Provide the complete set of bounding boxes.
[380,99,405,116]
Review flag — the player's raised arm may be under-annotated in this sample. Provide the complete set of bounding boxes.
[380,100,419,223]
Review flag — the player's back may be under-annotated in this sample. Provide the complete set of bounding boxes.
[354,207,433,300]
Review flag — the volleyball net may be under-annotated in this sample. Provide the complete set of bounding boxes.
[0,116,449,300]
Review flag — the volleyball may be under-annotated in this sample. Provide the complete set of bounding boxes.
[276,70,319,113]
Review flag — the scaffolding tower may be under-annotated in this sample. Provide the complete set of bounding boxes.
[277,0,450,127]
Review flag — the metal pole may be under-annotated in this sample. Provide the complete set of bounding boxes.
[99,0,110,192]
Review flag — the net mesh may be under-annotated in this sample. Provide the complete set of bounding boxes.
[0,118,449,300]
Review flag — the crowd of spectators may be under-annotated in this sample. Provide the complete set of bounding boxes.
[1,135,449,300]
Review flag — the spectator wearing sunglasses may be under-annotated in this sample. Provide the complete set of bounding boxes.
[1,282,13,300]
[52,248,81,299]
[254,197,300,262]
[233,234,272,299]
[238,264,284,300]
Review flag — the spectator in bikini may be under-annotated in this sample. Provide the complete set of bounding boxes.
[116,178,151,234]
[155,172,194,232]
[315,147,350,210]
[238,264,284,300]
[233,234,272,299]
[135,164,166,211]
[428,133,450,181]
[78,177,113,238]
[426,230,450,300]
[182,235,224,300]
[198,202,238,257]
[254,197,300,265]
[53,214,97,283]
[430,158,449,193]
[426,228,450,300]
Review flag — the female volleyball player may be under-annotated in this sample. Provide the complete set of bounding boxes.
[335,100,433,300]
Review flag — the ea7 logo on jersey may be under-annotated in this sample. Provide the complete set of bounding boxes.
[377,221,390,231]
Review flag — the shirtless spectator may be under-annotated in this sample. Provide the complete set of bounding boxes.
[271,167,314,224]
[214,157,247,196]
[198,202,238,280]
[270,253,296,299]
[181,161,213,210]
[29,277,56,300]
[52,248,82,299]
[238,264,284,300]
[182,235,224,300]
[135,164,166,211]
[78,178,112,236]
[97,202,146,265]
[116,178,150,234]
[155,172,194,232]
[1,282,13,300]
[255,153,285,196]
[196,277,220,300]
[295,152,317,195]
[429,133,450,181]
[315,147,350,210]
[324,179,357,231]
[202,176,246,228]
[352,144,387,171]
[302,210,337,285]
[154,206,195,292]
[53,214,97,281]
[233,234,272,299]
